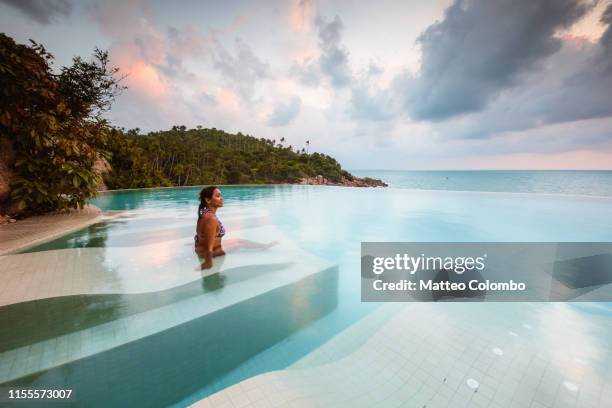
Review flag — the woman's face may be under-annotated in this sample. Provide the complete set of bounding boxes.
[207,188,223,208]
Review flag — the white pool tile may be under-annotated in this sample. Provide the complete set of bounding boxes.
[189,303,612,408]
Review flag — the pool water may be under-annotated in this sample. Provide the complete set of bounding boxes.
[1,185,612,407]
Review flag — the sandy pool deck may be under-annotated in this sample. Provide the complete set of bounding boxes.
[0,205,102,256]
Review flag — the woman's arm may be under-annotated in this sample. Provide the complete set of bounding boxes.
[198,215,219,269]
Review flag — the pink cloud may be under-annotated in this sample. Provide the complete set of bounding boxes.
[123,60,170,99]
[216,88,242,114]
[288,0,316,33]
[90,1,216,106]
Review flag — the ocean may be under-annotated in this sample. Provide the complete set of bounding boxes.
[350,170,612,197]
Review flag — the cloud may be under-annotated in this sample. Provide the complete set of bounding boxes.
[599,2,612,72]
[395,0,596,121]
[211,38,270,101]
[200,91,217,106]
[122,60,170,99]
[290,56,321,86]
[91,1,211,83]
[349,85,394,122]
[159,26,211,79]
[0,0,72,24]
[167,26,211,61]
[431,3,612,149]
[317,15,351,88]
[291,14,353,88]
[267,96,302,126]
[288,0,316,33]
[90,0,152,38]
[348,62,395,121]
[87,1,227,130]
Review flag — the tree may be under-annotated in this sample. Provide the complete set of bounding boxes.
[0,34,124,215]
[57,48,126,120]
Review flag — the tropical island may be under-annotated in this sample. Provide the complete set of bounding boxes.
[0,34,386,220]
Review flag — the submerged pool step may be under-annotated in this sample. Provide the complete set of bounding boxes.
[0,224,296,306]
[0,234,336,388]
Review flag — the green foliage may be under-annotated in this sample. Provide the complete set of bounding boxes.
[57,48,126,120]
[104,128,171,189]
[0,34,123,215]
[105,127,351,187]
[0,33,355,215]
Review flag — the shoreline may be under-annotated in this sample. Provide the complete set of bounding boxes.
[97,180,388,193]
[0,205,103,256]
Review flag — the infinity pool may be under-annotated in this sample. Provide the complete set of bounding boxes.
[1,185,611,407]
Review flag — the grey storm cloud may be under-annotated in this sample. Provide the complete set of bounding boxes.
[599,2,612,72]
[211,38,270,101]
[396,0,596,121]
[0,0,72,24]
[267,96,302,127]
[317,15,351,88]
[435,1,612,149]
[292,15,352,88]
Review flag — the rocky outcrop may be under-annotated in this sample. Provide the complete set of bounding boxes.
[92,154,111,191]
[299,174,388,187]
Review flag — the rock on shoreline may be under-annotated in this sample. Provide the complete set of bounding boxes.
[299,174,388,187]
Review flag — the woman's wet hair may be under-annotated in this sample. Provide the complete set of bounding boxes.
[198,186,219,218]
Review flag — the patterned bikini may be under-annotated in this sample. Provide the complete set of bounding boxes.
[194,207,226,246]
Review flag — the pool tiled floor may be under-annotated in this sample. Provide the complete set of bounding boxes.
[192,303,612,408]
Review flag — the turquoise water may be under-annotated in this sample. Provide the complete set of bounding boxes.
[2,185,612,407]
[351,170,612,197]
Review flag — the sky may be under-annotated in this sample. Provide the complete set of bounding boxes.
[1,0,612,170]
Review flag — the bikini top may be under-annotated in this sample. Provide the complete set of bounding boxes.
[197,207,226,238]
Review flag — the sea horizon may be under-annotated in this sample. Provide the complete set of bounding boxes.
[349,169,612,172]
[350,169,612,197]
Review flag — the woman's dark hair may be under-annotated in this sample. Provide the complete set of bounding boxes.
[198,186,219,218]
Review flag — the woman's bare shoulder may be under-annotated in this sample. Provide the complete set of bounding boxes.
[199,212,218,224]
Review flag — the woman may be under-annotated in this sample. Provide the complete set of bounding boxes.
[195,186,278,270]
[195,186,226,269]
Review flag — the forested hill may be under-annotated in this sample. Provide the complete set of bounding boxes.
[0,33,384,217]
[104,126,360,189]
